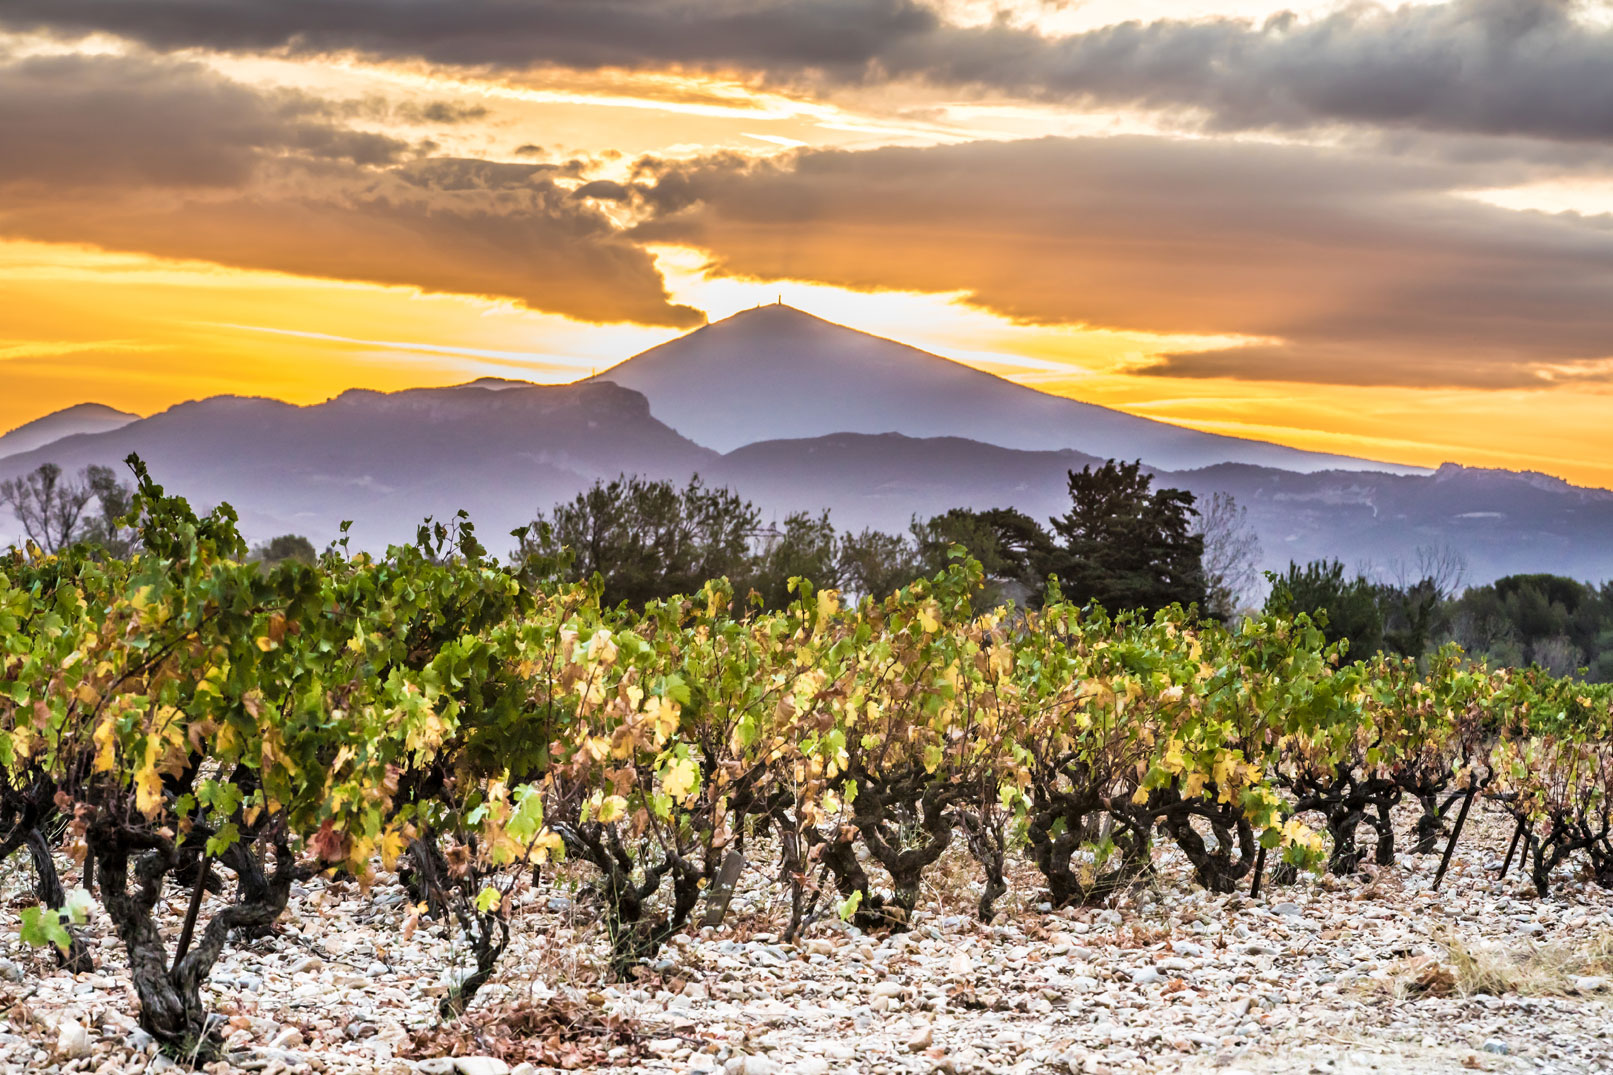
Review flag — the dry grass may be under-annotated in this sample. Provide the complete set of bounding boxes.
[1395,928,1613,998]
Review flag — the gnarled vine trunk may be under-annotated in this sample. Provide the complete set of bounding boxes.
[91,823,297,1053]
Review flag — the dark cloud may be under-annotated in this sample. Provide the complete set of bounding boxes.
[0,0,939,75]
[573,179,634,201]
[0,51,701,327]
[0,52,411,189]
[394,99,492,125]
[8,1,1613,144]
[894,0,1613,144]
[628,135,1613,387]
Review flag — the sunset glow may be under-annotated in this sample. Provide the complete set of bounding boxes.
[3,2,1613,487]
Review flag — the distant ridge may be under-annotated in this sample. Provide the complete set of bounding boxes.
[0,387,1606,584]
[0,382,714,550]
[4,306,1606,582]
[0,403,139,460]
[593,304,1424,474]
[709,433,1613,583]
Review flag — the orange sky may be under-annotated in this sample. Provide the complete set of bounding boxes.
[3,4,1613,488]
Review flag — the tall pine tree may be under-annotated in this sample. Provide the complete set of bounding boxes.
[1045,460,1206,616]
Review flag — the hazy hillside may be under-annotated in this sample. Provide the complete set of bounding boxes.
[0,402,138,460]
[716,433,1613,584]
[3,321,1608,584]
[594,304,1424,474]
[710,432,1089,533]
[1170,461,1613,584]
[0,382,715,549]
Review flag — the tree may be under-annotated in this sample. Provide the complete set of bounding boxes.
[1447,572,1611,681]
[1267,559,1384,659]
[1195,491,1261,623]
[250,534,318,567]
[1373,545,1466,660]
[750,510,839,610]
[75,465,139,558]
[1,462,136,555]
[836,528,920,602]
[521,474,760,607]
[1,463,97,553]
[1045,460,1206,615]
[911,506,1053,609]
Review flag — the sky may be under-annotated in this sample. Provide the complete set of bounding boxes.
[3,1,1613,486]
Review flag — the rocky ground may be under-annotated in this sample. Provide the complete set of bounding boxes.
[3,804,1612,1075]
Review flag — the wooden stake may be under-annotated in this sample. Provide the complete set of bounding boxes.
[699,849,746,928]
[1498,816,1526,880]
[172,852,211,971]
[1249,844,1267,898]
[1433,787,1475,891]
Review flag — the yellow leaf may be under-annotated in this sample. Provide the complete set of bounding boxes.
[527,830,564,866]
[92,718,117,773]
[1161,739,1186,775]
[597,795,628,824]
[646,696,680,741]
[10,726,36,763]
[380,829,408,871]
[661,757,699,800]
[135,764,164,818]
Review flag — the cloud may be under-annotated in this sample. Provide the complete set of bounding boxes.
[886,0,1613,144]
[391,99,492,125]
[0,0,941,74]
[0,51,702,326]
[628,135,1613,387]
[8,1,1613,144]
[0,52,411,190]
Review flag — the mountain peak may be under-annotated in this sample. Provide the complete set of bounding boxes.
[683,302,885,351]
[0,401,141,460]
[592,304,1422,475]
[713,301,826,323]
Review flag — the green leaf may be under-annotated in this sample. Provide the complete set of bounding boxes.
[836,891,863,922]
[475,886,501,914]
[506,784,544,843]
[205,822,241,857]
[19,905,72,955]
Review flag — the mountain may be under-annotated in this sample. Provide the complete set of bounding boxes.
[1171,460,1613,584]
[3,305,1607,585]
[1,386,1607,584]
[710,432,1093,534]
[595,304,1424,474]
[0,382,714,550]
[711,433,1613,584]
[0,403,138,460]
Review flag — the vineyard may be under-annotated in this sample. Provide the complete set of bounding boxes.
[4,463,1613,1072]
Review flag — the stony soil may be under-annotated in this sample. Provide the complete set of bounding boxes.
[3,804,1611,1075]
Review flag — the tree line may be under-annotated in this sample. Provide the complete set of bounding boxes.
[515,459,1233,617]
[1270,557,1613,681]
[7,458,1610,679]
